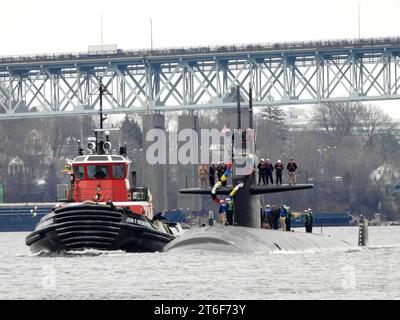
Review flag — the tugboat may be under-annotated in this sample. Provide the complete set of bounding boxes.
[26,81,181,254]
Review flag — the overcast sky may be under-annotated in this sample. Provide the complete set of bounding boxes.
[1,0,400,118]
[2,0,400,54]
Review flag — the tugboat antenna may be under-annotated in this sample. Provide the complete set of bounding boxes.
[94,78,108,154]
[99,78,106,130]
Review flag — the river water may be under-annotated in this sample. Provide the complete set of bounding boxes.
[1,226,400,300]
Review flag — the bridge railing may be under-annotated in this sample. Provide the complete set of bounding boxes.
[2,36,400,65]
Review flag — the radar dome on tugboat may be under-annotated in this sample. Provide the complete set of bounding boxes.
[103,141,112,153]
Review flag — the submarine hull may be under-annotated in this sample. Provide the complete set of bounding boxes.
[163,226,353,254]
[26,204,175,254]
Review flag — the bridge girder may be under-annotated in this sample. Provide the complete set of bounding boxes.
[1,38,400,119]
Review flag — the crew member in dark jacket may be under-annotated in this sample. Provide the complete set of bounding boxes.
[226,198,234,225]
[287,159,298,185]
[285,206,292,231]
[209,164,216,187]
[265,205,274,229]
[258,159,267,185]
[265,159,274,185]
[217,163,224,181]
[275,160,284,185]
[272,206,280,230]
[305,209,314,233]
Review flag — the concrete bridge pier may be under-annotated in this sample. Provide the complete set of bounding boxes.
[142,113,168,213]
[177,113,200,213]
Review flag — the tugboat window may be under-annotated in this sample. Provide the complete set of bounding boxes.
[88,166,109,179]
[113,165,125,179]
[73,166,85,179]
[88,156,109,162]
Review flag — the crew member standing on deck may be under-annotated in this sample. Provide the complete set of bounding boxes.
[217,163,228,186]
[273,206,280,230]
[198,164,208,189]
[275,160,284,185]
[287,159,298,185]
[280,205,287,231]
[285,206,292,231]
[217,163,223,181]
[265,205,274,229]
[260,207,266,228]
[258,159,266,185]
[265,159,274,185]
[305,208,314,233]
[209,164,216,187]
[219,200,227,225]
[226,197,234,226]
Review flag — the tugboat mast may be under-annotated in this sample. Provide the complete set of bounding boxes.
[99,78,106,130]
[95,78,108,154]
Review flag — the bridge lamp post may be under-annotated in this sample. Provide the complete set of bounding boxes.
[358,3,361,39]
[150,18,153,50]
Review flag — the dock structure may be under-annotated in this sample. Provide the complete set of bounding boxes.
[2,37,400,119]
[0,203,54,232]
[358,215,369,247]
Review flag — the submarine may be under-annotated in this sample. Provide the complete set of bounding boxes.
[164,85,353,254]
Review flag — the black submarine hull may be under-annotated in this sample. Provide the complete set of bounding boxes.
[26,204,175,254]
[163,225,353,254]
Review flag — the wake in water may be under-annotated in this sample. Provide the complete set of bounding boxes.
[367,243,400,250]
[33,249,129,258]
[268,247,359,255]
[29,237,400,258]
[32,249,165,258]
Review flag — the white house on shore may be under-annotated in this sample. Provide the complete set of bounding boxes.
[371,163,400,185]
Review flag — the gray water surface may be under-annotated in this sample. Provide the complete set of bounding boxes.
[1,226,400,300]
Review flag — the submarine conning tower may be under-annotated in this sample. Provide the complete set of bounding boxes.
[231,84,260,227]
[180,85,313,228]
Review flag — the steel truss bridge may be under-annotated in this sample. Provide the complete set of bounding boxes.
[2,37,400,119]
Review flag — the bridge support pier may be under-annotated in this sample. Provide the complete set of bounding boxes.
[142,113,168,214]
[177,113,200,213]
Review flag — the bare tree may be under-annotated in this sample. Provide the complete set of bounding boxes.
[313,102,362,138]
[120,114,143,150]
[359,104,396,147]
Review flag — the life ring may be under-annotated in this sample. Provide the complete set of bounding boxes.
[93,192,104,202]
